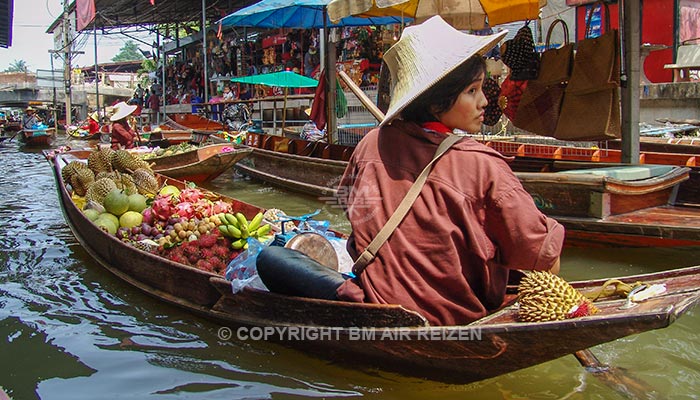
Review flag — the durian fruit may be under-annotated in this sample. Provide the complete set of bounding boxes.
[61,160,89,184]
[95,171,114,181]
[85,177,118,205]
[517,271,599,322]
[113,171,138,195]
[132,168,159,195]
[87,148,114,175]
[111,149,151,173]
[70,168,96,197]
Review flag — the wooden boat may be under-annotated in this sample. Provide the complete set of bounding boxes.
[143,143,253,184]
[66,127,101,140]
[235,133,350,197]
[3,120,22,133]
[47,149,700,384]
[235,132,700,248]
[157,114,226,145]
[19,127,57,147]
[137,114,222,147]
[141,128,194,147]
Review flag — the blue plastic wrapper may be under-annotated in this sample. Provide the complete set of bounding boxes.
[225,237,269,293]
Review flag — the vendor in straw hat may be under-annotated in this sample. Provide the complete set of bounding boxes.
[255,16,564,326]
[79,111,101,135]
[109,101,138,149]
[22,106,41,130]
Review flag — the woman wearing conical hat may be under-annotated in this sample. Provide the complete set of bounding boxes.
[79,111,101,135]
[109,101,138,149]
[256,16,565,326]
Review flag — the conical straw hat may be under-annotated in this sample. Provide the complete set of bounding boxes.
[380,16,506,127]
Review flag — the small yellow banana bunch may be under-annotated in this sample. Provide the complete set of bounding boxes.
[217,212,272,250]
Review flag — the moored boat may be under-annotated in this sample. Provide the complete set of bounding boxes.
[46,149,700,384]
[145,143,253,183]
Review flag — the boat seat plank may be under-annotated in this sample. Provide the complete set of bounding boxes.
[558,165,675,181]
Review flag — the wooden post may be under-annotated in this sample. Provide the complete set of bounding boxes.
[620,0,641,164]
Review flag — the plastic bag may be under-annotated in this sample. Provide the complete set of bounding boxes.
[225,237,269,293]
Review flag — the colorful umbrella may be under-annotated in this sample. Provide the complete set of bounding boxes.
[231,71,319,130]
[328,0,547,30]
[219,0,410,29]
[230,70,319,88]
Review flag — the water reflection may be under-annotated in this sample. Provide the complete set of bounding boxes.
[0,137,697,399]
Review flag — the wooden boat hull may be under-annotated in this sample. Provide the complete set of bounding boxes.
[67,132,100,140]
[20,128,56,147]
[150,144,253,183]
[48,150,700,383]
[143,129,194,146]
[209,269,700,383]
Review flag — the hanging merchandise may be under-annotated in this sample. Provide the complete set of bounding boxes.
[336,79,347,119]
[513,19,573,136]
[554,1,621,141]
[499,75,527,122]
[482,77,502,126]
[501,22,540,81]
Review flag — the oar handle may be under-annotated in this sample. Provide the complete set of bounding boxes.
[337,70,385,122]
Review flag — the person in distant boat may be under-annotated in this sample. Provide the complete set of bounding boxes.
[109,101,138,149]
[255,16,565,326]
[78,111,100,135]
[22,106,41,130]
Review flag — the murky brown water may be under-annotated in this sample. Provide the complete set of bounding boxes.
[1,135,698,399]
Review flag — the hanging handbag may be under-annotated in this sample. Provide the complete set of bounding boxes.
[499,75,528,122]
[513,19,574,136]
[554,1,621,141]
[501,22,540,81]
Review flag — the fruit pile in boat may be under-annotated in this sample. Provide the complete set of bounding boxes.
[61,148,274,275]
[136,142,200,159]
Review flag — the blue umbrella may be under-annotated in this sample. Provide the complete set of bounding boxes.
[219,0,409,28]
[231,71,319,130]
[230,70,319,88]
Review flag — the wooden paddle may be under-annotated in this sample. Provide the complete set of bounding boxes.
[574,349,656,398]
[7,129,22,142]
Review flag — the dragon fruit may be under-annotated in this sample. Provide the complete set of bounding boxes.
[211,200,232,215]
[141,207,155,225]
[152,195,175,221]
[179,188,203,204]
[193,198,213,219]
[174,201,196,220]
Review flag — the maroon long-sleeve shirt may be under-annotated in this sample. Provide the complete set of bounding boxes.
[336,120,565,326]
[111,120,136,149]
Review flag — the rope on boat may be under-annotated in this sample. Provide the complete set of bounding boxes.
[584,279,647,301]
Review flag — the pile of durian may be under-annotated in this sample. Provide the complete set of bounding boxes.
[517,271,600,322]
[61,148,160,208]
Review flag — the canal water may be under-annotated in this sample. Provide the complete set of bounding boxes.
[1,135,699,399]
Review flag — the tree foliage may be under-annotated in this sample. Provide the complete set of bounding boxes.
[4,59,28,73]
[138,58,158,86]
[112,40,145,62]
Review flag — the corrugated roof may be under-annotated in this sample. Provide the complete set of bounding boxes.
[47,0,257,33]
[0,0,13,48]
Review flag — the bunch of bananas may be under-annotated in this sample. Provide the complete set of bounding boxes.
[217,212,273,250]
